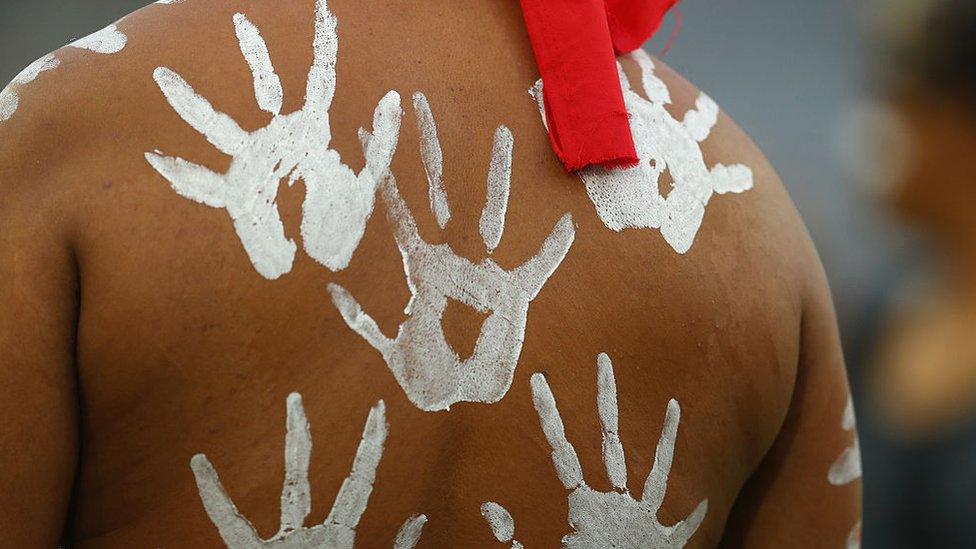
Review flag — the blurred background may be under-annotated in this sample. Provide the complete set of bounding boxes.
[2,0,973,546]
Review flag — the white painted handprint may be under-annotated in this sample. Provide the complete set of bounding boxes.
[1,24,126,123]
[191,393,426,548]
[531,49,753,254]
[147,0,402,279]
[527,354,708,548]
[328,97,575,411]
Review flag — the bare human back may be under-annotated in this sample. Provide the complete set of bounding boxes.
[0,0,860,547]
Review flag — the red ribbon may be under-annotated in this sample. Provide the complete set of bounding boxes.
[519,0,679,172]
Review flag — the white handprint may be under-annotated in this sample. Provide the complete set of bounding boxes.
[328,97,575,412]
[528,354,708,548]
[191,393,426,548]
[146,0,402,279]
[531,49,753,254]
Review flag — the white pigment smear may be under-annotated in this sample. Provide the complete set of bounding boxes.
[529,49,754,254]
[412,91,450,229]
[530,355,708,547]
[829,395,863,486]
[0,53,60,122]
[191,394,424,548]
[69,24,128,54]
[329,105,575,412]
[147,0,402,279]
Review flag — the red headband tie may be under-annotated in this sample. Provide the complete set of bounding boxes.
[519,0,679,172]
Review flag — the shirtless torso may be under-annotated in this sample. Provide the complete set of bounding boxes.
[0,1,860,547]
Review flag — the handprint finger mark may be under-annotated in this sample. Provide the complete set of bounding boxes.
[144,153,228,208]
[304,0,339,117]
[148,0,402,279]
[393,514,428,549]
[278,393,313,535]
[190,454,264,547]
[642,399,680,512]
[324,401,387,532]
[330,96,575,412]
[411,92,450,229]
[597,353,628,492]
[153,67,250,155]
[530,355,708,548]
[481,502,524,548]
[480,126,513,253]
[233,13,284,116]
[530,373,585,490]
[191,394,425,548]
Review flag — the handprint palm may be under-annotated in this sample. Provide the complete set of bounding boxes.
[532,50,753,254]
[527,354,708,548]
[191,393,426,548]
[329,96,575,412]
[147,0,401,279]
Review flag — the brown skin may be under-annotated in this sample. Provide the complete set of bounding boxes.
[0,0,859,546]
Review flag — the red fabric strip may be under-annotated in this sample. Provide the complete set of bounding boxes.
[606,0,679,54]
[519,0,678,172]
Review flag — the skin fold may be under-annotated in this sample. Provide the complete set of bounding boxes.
[0,0,860,546]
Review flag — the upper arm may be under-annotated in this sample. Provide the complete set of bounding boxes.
[721,259,862,547]
[0,69,81,547]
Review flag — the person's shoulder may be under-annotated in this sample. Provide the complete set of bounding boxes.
[0,0,249,222]
[0,2,156,197]
[605,51,819,294]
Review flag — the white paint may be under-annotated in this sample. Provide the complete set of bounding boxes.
[596,353,627,491]
[0,54,60,122]
[329,115,575,411]
[480,126,513,253]
[68,24,127,54]
[1,22,126,124]
[846,521,862,549]
[412,92,450,229]
[529,355,708,547]
[530,49,754,254]
[191,393,425,548]
[481,502,523,548]
[147,0,402,279]
[829,395,862,486]
[0,89,17,123]
[233,13,283,115]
